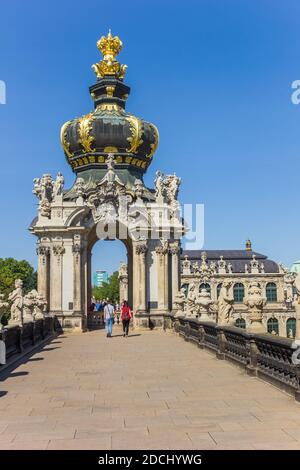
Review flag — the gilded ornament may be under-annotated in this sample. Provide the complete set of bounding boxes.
[126,115,143,153]
[92,30,127,80]
[60,120,73,159]
[146,123,159,159]
[77,113,95,153]
[106,86,115,97]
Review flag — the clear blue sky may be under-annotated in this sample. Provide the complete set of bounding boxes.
[0,0,300,275]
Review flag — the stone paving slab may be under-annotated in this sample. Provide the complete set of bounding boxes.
[1,326,300,449]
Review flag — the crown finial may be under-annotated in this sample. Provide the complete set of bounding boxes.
[245,239,252,251]
[92,30,127,80]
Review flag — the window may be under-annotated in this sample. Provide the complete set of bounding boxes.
[181,284,189,298]
[235,318,246,329]
[267,317,279,335]
[266,282,277,302]
[286,318,296,338]
[199,283,211,295]
[233,283,244,303]
[217,283,222,298]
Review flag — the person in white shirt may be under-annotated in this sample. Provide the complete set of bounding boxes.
[104,300,115,338]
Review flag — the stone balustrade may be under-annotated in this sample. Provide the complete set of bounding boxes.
[173,316,300,401]
[0,317,56,366]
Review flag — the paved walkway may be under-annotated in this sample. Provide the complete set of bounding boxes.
[1,326,300,449]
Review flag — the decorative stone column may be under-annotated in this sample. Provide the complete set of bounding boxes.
[50,244,65,313]
[72,235,82,313]
[135,242,148,313]
[155,240,169,312]
[169,241,180,310]
[36,244,50,307]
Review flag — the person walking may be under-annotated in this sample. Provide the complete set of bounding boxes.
[104,300,115,338]
[121,300,131,337]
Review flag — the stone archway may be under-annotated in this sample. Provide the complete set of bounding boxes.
[86,224,134,314]
[29,32,185,332]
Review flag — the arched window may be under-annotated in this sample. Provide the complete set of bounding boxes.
[235,318,246,329]
[217,283,222,298]
[199,283,211,295]
[267,317,279,335]
[266,282,277,302]
[181,284,189,298]
[286,318,296,338]
[233,283,244,303]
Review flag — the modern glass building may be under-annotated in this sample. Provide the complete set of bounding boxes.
[93,270,109,287]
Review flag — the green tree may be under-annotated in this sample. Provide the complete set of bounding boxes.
[0,258,37,322]
[92,271,119,303]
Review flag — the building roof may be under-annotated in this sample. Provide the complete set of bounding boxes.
[181,250,279,274]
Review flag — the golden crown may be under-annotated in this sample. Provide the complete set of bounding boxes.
[97,29,123,59]
[92,30,127,80]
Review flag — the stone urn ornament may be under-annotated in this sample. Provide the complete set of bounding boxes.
[173,287,186,318]
[244,281,266,333]
[195,288,215,321]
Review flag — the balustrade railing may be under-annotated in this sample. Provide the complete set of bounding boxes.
[0,316,56,366]
[173,316,300,401]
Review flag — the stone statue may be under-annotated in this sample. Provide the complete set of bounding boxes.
[227,262,233,274]
[186,283,197,318]
[173,287,186,318]
[0,294,9,330]
[8,279,24,326]
[119,262,128,277]
[195,288,216,321]
[250,254,259,274]
[32,290,47,320]
[133,179,144,199]
[217,255,227,274]
[217,281,234,325]
[192,261,200,274]
[40,199,51,218]
[244,281,266,333]
[210,261,217,274]
[53,172,64,197]
[245,264,249,273]
[165,173,181,203]
[154,171,164,199]
[23,290,36,322]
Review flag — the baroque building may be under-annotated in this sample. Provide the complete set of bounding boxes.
[179,243,296,337]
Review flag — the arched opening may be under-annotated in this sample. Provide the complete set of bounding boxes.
[199,283,211,295]
[267,317,279,335]
[85,221,133,330]
[286,318,296,338]
[233,283,244,303]
[235,318,246,329]
[216,283,222,298]
[266,282,277,302]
